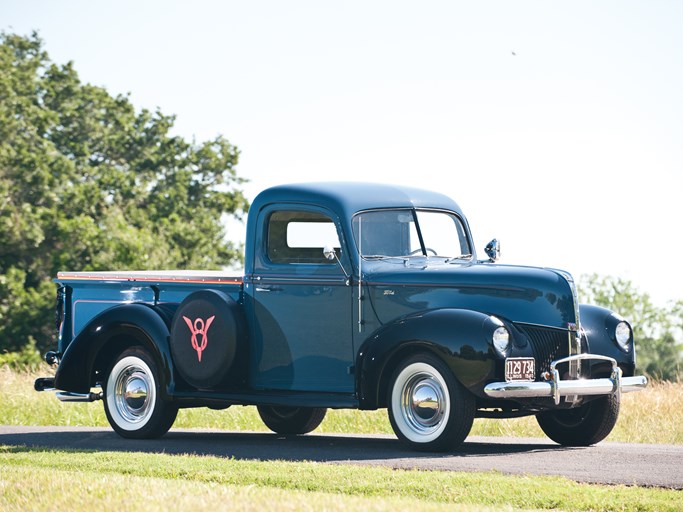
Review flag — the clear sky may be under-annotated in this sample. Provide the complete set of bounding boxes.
[3,1,682,306]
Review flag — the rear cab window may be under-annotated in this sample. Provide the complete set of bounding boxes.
[267,211,341,265]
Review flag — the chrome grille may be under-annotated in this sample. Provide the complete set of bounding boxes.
[516,324,569,379]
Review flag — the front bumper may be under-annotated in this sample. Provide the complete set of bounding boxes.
[484,354,648,405]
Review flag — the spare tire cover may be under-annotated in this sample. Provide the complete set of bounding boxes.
[170,289,244,389]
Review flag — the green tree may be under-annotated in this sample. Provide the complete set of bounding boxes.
[579,274,682,381]
[0,32,248,354]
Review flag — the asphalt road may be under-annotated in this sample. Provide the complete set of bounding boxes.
[1,426,681,489]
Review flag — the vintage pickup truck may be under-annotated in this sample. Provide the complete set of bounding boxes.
[35,182,647,451]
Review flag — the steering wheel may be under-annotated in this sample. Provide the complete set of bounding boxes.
[409,248,438,256]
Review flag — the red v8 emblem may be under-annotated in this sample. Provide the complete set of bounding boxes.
[183,315,215,362]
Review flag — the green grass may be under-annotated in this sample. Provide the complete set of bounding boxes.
[3,366,682,444]
[1,446,681,512]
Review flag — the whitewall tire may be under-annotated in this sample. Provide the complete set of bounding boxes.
[388,353,475,451]
[103,347,178,439]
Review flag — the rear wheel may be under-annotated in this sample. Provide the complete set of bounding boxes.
[257,405,327,435]
[536,393,620,446]
[103,347,178,439]
[387,353,475,452]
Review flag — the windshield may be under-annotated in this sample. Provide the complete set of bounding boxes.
[352,209,471,259]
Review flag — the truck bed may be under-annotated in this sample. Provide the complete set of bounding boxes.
[57,270,244,342]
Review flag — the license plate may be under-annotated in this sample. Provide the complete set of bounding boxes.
[505,358,535,382]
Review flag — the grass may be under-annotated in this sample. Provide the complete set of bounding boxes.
[2,365,681,444]
[0,463,486,512]
[1,446,682,512]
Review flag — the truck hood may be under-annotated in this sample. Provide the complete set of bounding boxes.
[363,261,578,329]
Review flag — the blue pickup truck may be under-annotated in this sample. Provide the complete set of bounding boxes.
[35,182,647,451]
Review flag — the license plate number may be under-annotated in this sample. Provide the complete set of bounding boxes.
[505,358,535,382]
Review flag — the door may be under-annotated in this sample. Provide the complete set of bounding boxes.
[247,206,355,393]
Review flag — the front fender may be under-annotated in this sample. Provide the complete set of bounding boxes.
[54,304,174,395]
[580,304,636,377]
[356,308,501,409]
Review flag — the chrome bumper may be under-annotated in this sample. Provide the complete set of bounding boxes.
[34,377,102,402]
[484,354,648,405]
[56,391,102,402]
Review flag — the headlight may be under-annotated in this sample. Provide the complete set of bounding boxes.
[615,321,631,351]
[492,326,510,355]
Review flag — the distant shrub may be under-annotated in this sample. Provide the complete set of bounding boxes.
[0,338,44,372]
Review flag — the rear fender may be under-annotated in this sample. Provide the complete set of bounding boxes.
[54,303,175,395]
[356,308,501,409]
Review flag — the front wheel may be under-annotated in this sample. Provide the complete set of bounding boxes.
[103,347,178,439]
[536,393,620,446]
[387,353,475,452]
[257,405,327,435]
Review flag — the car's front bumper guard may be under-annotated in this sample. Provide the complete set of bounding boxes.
[484,354,648,405]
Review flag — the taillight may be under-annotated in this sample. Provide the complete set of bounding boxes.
[55,285,65,333]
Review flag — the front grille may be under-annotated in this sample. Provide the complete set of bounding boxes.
[515,324,569,379]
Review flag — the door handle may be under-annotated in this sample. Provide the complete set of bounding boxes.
[255,285,283,292]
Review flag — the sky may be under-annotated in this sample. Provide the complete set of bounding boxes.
[3,1,682,306]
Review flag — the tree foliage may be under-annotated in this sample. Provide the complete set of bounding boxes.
[579,274,682,381]
[0,32,248,353]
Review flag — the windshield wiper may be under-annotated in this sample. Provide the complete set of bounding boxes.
[446,254,472,263]
[363,254,409,262]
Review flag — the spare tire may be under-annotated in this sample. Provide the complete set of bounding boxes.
[170,289,246,389]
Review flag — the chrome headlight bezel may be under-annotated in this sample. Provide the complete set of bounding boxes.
[606,311,633,353]
[492,327,510,355]
[489,316,511,356]
[614,321,632,352]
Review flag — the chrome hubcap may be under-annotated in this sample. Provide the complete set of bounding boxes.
[114,366,153,424]
[124,376,148,410]
[401,373,446,434]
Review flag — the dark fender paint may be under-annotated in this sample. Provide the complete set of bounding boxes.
[55,304,174,396]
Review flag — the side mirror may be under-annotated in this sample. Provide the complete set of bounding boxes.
[322,245,350,281]
[323,245,336,261]
[484,239,500,262]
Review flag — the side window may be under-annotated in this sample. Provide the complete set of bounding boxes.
[267,211,341,264]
